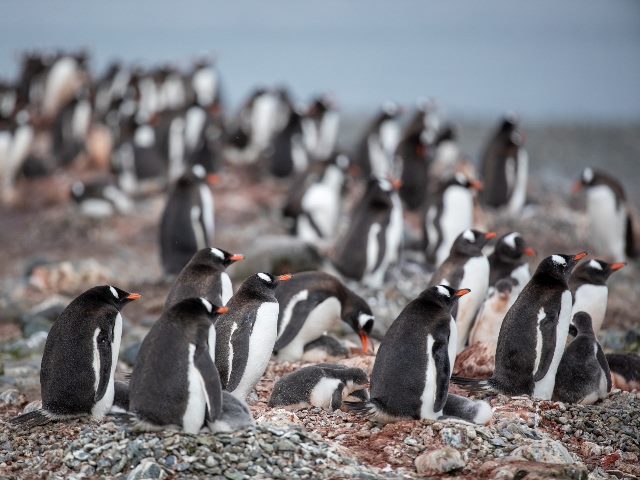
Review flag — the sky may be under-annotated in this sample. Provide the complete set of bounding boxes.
[1,0,639,120]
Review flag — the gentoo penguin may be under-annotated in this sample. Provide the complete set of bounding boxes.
[332,177,403,288]
[441,393,493,425]
[129,298,227,434]
[268,364,369,410]
[468,278,515,349]
[269,108,308,177]
[453,252,588,399]
[553,312,611,404]
[357,285,491,423]
[569,259,625,336]
[431,123,461,180]
[355,102,402,178]
[51,86,92,166]
[165,247,244,309]
[429,229,496,352]
[605,353,640,392]
[212,391,255,432]
[479,114,528,214]
[273,271,374,362]
[302,95,339,162]
[573,167,636,261]
[215,273,292,400]
[160,165,217,276]
[424,172,483,267]
[9,286,140,427]
[70,178,133,218]
[396,129,431,211]
[488,231,536,288]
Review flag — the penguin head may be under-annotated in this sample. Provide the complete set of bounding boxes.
[380,101,401,119]
[450,172,483,192]
[177,164,219,188]
[365,177,401,209]
[571,311,594,336]
[536,252,588,282]
[451,229,496,257]
[342,294,374,354]
[170,297,228,320]
[91,285,142,310]
[494,232,536,263]
[494,278,515,300]
[423,285,471,311]
[571,259,625,286]
[244,272,293,294]
[191,247,244,269]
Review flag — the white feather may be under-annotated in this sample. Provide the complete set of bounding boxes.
[420,334,442,419]
[277,289,309,339]
[572,284,608,335]
[309,377,342,410]
[182,343,207,434]
[92,312,122,420]
[436,186,474,266]
[221,272,233,306]
[586,185,626,260]
[455,256,490,352]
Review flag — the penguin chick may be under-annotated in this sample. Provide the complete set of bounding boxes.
[301,334,350,362]
[488,231,536,289]
[468,278,516,350]
[211,391,255,432]
[441,393,492,425]
[605,353,640,392]
[268,364,369,411]
[553,312,611,404]
[70,178,133,218]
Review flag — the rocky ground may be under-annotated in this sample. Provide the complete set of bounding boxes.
[1,122,640,478]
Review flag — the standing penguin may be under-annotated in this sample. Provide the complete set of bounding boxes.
[396,129,431,211]
[10,286,140,427]
[355,102,402,178]
[129,298,227,433]
[160,164,217,276]
[569,259,625,336]
[273,271,374,362]
[269,108,308,177]
[302,95,339,162]
[357,286,491,424]
[488,231,536,289]
[573,167,636,261]
[424,173,483,267]
[453,252,588,399]
[332,177,403,288]
[429,229,496,351]
[215,273,292,400]
[468,278,516,349]
[553,312,611,404]
[165,247,245,309]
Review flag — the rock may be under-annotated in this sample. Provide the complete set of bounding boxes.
[414,447,465,475]
[255,409,302,427]
[479,459,588,480]
[0,388,22,405]
[440,427,466,448]
[453,342,496,377]
[510,440,574,464]
[23,400,42,413]
[127,460,167,480]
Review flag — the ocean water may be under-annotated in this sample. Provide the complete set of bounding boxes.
[0,0,639,120]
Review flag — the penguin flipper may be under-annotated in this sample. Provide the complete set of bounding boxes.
[330,382,345,411]
[7,409,54,429]
[532,310,559,382]
[625,213,637,259]
[95,328,114,402]
[433,341,451,413]
[596,343,612,393]
[195,342,223,422]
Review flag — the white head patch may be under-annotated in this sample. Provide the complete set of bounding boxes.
[210,247,225,260]
[377,179,392,192]
[192,164,206,178]
[109,286,119,299]
[583,167,594,183]
[551,255,566,266]
[357,313,374,329]
[503,232,520,250]
[462,229,475,242]
[454,172,466,184]
[71,182,85,196]
[257,273,271,283]
[200,297,213,313]
[589,259,603,270]
[336,154,349,170]
[382,101,397,115]
[436,285,451,297]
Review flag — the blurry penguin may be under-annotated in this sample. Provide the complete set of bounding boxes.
[10,286,140,428]
[182,100,225,174]
[273,271,374,362]
[468,278,516,349]
[332,177,403,288]
[302,95,339,161]
[453,252,588,399]
[553,312,611,404]
[165,247,244,309]
[424,172,483,267]
[397,129,431,211]
[129,298,226,433]
[212,391,254,432]
[0,108,34,203]
[269,364,369,410]
[51,86,92,166]
[70,178,133,218]
[190,58,223,111]
[42,53,87,118]
[573,167,636,261]
[269,108,308,177]
[605,353,640,392]
[160,165,217,276]
[354,285,491,424]
[431,123,461,180]
[215,273,292,400]
[355,102,402,178]
[569,259,625,336]
[429,229,496,351]
[488,232,536,290]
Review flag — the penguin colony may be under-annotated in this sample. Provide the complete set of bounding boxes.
[4,52,638,440]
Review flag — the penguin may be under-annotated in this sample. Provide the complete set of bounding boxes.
[70,178,133,218]
[269,107,308,177]
[332,177,403,288]
[215,273,292,401]
[273,271,374,362]
[211,391,255,432]
[302,95,339,162]
[9,286,140,428]
[159,164,217,276]
[431,123,461,181]
[268,364,369,411]
[51,86,92,166]
[356,285,491,423]
[468,278,516,349]
[452,252,588,399]
[488,231,536,289]
[569,259,625,336]
[605,353,640,392]
[573,167,636,261]
[440,393,493,425]
[429,229,496,352]
[396,129,431,211]
[553,312,611,404]
[302,334,350,360]
[0,107,34,203]
[424,172,483,267]
[164,247,244,308]
[479,114,528,214]
[191,58,223,112]
[355,102,402,178]
[129,298,227,434]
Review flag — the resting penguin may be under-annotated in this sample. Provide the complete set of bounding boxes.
[424,172,483,267]
[130,298,227,434]
[569,259,625,337]
[9,286,140,428]
[269,364,369,410]
[165,247,244,309]
[429,229,496,352]
[212,391,255,432]
[359,285,464,422]
[160,164,217,276]
[573,167,636,261]
[468,278,516,349]
[553,312,611,404]
[70,177,133,218]
[332,177,403,288]
[215,273,292,401]
[605,353,640,392]
[273,271,374,362]
[453,252,588,399]
[488,231,536,289]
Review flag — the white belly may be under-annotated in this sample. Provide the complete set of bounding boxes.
[299,183,340,242]
[586,186,626,260]
[199,185,215,244]
[455,256,490,352]
[437,187,474,266]
[309,377,342,409]
[469,294,509,349]
[509,263,531,302]
[506,148,528,215]
[92,313,122,419]
[572,284,608,335]
[420,334,442,419]
[182,343,207,434]
[221,272,233,306]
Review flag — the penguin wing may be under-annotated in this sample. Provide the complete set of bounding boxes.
[596,343,612,393]
[95,327,113,402]
[226,320,251,392]
[432,339,451,413]
[195,338,223,422]
[273,293,328,352]
[532,310,559,382]
[626,213,637,259]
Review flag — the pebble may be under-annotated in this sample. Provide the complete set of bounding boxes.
[414,446,465,475]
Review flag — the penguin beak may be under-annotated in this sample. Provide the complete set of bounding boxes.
[390,178,403,191]
[216,306,229,314]
[573,252,588,261]
[610,262,626,272]
[126,293,142,301]
[359,330,371,354]
[454,288,471,297]
[229,254,244,262]
[524,247,537,257]
[470,180,484,191]
[571,181,583,194]
[277,274,293,281]
[207,174,220,186]
[485,232,497,240]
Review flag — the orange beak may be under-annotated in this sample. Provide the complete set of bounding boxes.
[471,180,484,191]
[524,247,537,257]
[571,181,583,194]
[359,331,371,354]
[207,174,220,186]
[216,306,229,314]
[277,274,293,281]
[126,293,142,301]
[391,178,403,191]
[455,288,471,297]
[229,254,244,262]
[610,262,626,272]
[573,251,588,261]
[485,232,497,240]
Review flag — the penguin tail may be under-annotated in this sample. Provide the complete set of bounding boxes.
[7,409,54,429]
[450,376,495,393]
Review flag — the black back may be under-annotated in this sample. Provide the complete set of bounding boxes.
[488,232,532,286]
[398,130,431,210]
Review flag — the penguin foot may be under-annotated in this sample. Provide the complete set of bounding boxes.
[344,400,412,424]
[450,375,495,393]
[7,409,75,429]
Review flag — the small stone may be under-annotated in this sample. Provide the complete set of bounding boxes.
[510,440,574,464]
[0,389,22,405]
[73,449,90,461]
[205,456,218,467]
[127,459,167,480]
[415,447,465,475]
[276,439,296,452]
[440,428,466,448]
